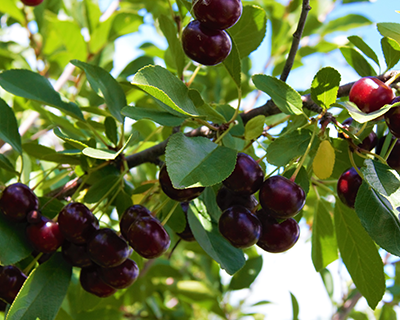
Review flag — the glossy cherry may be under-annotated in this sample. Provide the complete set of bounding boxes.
[259,176,306,219]
[99,258,139,289]
[218,205,261,248]
[182,20,232,66]
[222,153,264,195]
[58,202,99,245]
[80,266,117,298]
[159,165,205,202]
[337,167,363,208]
[87,228,130,268]
[338,117,377,151]
[0,183,39,222]
[0,266,27,304]
[21,0,43,6]
[127,216,170,259]
[216,186,257,211]
[62,241,93,268]
[26,215,64,253]
[349,77,394,114]
[385,96,400,139]
[119,205,152,239]
[193,0,242,30]
[256,209,300,253]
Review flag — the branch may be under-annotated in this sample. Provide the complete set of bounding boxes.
[279,0,312,82]
[331,291,362,320]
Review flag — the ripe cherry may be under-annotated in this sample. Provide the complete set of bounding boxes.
[99,258,139,289]
[119,205,151,239]
[337,167,362,208]
[21,0,43,6]
[175,202,195,242]
[193,0,242,30]
[0,266,27,304]
[58,202,99,245]
[385,96,400,139]
[127,216,170,259]
[349,77,394,114]
[222,153,264,195]
[256,209,300,253]
[182,20,232,66]
[87,228,130,268]
[259,176,306,219]
[0,183,39,222]
[80,266,117,298]
[62,242,93,268]
[26,215,64,253]
[218,205,261,248]
[338,117,378,151]
[216,186,257,211]
[159,165,205,202]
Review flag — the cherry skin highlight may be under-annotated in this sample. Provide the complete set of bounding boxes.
[337,167,363,208]
[182,20,232,66]
[26,216,64,253]
[349,77,394,114]
[193,0,242,30]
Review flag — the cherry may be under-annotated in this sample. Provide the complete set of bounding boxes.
[175,202,195,242]
[216,185,258,211]
[375,136,400,172]
[159,165,205,202]
[26,215,64,253]
[79,266,117,298]
[349,77,394,114]
[222,153,264,195]
[87,228,130,268]
[119,205,151,239]
[127,216,170,259]
[218,205,261,248]
[62,242,93,268]
[385,96,400,139]
[58,202,99,245]
[182,20,232,66]
[193,0,242,30]
[21,0,43,6]
[0,300,6,311]
[0,266,27,304]
[259,176,306,219]
[99,258,139,289]
[337,167,362,208]
[0,183,39,222]
[338,117,378,151]
[256,209,300,253]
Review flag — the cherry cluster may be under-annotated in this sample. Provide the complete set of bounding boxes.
[159,152,305,254]
[181,0,242,65]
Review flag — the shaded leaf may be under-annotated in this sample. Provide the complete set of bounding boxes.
[122,106,186,126]
[381,37,400,72]
[229,255,263,290]
[0,98,21,154]
[222,36,241,89]
[348,35,380,67]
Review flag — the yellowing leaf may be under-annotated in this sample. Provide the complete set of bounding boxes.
[313,140,335,179]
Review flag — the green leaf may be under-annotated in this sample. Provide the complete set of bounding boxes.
[121,106,186,126]
[53,128,89,150]
[84,175,120,203]
[131,65,199,117]
[290,292,299,320]
[118,56,154,80]
[104,117,118,145]
[189,90,226,124]
[321,14,372,36]
[7,253,72,320]
[311,199,338,272]
[228,5,267,58]
[228,255,263,290]
[0,0,25,23]
[244,115,265,141]
[377,22,400,46]
[282,166,310,195]
[71,60,127,123]
[320,268,334,299]
[0,214,33,265]
[165,132,237,188]
[252,74,303,115]
[0,154,16,174]
[381,37,400,72]
[0,70,84,120]
[337,101,393,123]
[222,36,241,89]
[339,47,377,77]
[334,201,385,309]
[81,147,117,160]
[187,201,245,275]
[348,35,380,67]
[0,98,21,154]
[310,67,341,109]
[379,304,397,320]
[23,143,81,165]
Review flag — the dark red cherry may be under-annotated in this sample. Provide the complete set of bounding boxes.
[127,216,170,259]
[216,185,258,211]
[385,96,400,139]
[58,202,99,245]
[0,183,39,222]
[87,228,130,268]
[218,205,261,248]
[349,77,394,114]
[79,266,117,298]
[222,153,264,195]
[256,210,300,253]
[99,258,139,289]
[193,0,242,30]
[337,167,362,208]
[119,205,151,239]
[175,202,195,242]
[159,165,204,202]
[338,117,378,151]
[0,266,27,304]
[182,20,232,66]
[0,300,6,311]
[259,176,306,219]
[62,242,93,268]
[26,216,64,253]
[21,0,43,6]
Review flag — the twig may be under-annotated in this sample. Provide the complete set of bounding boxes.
[331,291,362,320]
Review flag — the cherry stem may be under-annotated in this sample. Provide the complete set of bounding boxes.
[311,178,337,197]
[139,183,160,206]
[228,87,242,124]
[356,149,386,165]
[214,121,237,144]
[348,148,364,179]
[23,253,43,275]
[161,201,179,226]
[385,72,400,86]
[384,137,398,161]
[152,197,172,218]
[187,65,201,87]
[195,119,219,131]
[31,165,62,191]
